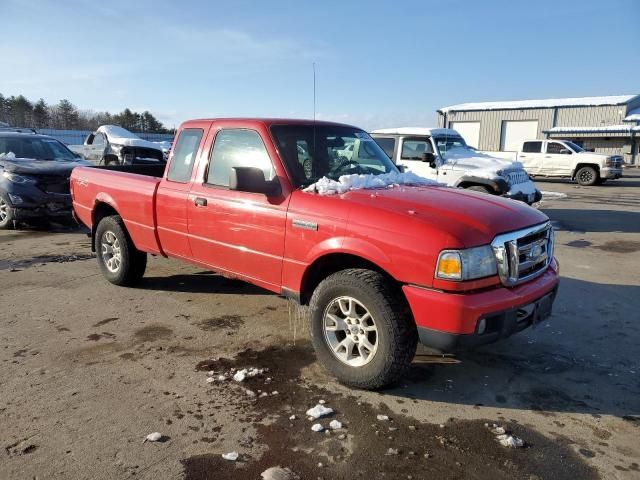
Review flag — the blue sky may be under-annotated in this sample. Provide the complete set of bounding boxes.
[1,0,638,130]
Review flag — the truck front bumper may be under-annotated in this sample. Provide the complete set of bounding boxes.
[601,167,623,180]
[402,260,559,352]
[503,189,542,205]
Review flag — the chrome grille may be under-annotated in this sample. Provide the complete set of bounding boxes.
[491,222,554,286]
[504,168,529,185]
[609,156,623,168]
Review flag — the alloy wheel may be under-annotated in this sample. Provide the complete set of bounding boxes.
[101,230,122,273]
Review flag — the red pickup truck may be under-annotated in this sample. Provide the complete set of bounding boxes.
[71,118,559,389]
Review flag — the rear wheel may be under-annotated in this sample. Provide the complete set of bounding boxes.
[575,166,598,186]
[465,185,492,194]
[95,215,147,286]
[308,268,417,389]
[0,193,15,230]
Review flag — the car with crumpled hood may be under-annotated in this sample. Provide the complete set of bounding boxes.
[0,131,90,229]
[69,125,165,166]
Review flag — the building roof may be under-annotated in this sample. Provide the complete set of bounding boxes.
[370,127,455,136]
[439,95,639,113]
[544,125,640,135]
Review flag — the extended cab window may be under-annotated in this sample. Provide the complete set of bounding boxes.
[522,141,541,153]
[373,137,396,158]
[547,142,569,154]
[167,128,203,183]
[207,129,275,187]
[401,138,433,160]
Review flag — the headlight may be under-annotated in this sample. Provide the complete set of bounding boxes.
[436,245,497,281]
[2,171,37,184]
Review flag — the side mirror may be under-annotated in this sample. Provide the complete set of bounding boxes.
[421,152,437,168]
[229,166,281,196]
[559,148,572,155]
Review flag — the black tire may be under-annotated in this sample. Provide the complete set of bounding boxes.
[95,215,147,286]
[575,166,598,186]
[465,185,492,194]
[0,192,16,230]
[308,268,417,390]
[103,155,119,166]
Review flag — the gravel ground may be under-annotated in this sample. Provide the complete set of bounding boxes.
[1,172,639,479]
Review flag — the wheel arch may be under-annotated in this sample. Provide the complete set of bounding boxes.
[455,175,506,194]
[298,252,400,305]
[91,201,120,252]
[572,163,599,179]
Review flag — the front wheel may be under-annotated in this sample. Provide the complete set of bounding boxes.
[575,166,598,186]
[0,193,15,230]
[308,268,417,390]
[95,215,147,286]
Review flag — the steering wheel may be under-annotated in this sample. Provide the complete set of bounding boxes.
[329,159,365,177]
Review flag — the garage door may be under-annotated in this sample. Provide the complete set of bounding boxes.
[500,120,539,152]
[450,121,480,148]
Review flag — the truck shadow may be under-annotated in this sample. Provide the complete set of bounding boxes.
[391,277,640,420]
[138,272,270,295]
[543,208,640,233]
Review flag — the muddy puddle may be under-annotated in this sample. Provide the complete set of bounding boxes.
[183,345,597,480]
[0,253,94,271]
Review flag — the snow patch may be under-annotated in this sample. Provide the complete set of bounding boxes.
[440,95,636,113]
[222,451,239,461]
[311,423,324,432]
[0,151,16,159]
[329,420,343,430]
[541,191,568,199]
[143,432,163,443]
[303,171,437,195]
[306,404,334,419]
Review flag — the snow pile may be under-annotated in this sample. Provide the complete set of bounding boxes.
[261,466,299,480]
[303,171,437,195]
[329,420,342,430]
[440,146,522,178]
[376,414,389,421]
[232,367,266,382]
[487,423,525,448]
[311,423,324,432]
[541,191,568,199]
[143,432,163,443]
[0,151,16,159]
[222,451,239,461]
[306,404,334,419]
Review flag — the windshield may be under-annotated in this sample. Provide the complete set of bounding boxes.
[0,136,78,161]
[564,141,584,153]
[270,125,398,188]
[433,135,470,159]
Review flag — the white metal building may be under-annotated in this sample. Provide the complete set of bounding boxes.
[437,95,640,165]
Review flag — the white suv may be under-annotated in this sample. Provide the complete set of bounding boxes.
[371,128,541,205]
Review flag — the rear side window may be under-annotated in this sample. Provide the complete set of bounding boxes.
[522,141,542,153]
[167,128,203,183]
[206,129,275,187]
[401,138,433,160]
[373,137,396,158]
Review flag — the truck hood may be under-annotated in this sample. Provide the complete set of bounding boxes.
[0,157,90,175]
[441,147,522,177]
[343,185,548,247]
[109,137,164,150]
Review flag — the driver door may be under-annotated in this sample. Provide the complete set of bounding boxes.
[397,137,437,180]
[542,141,573,176]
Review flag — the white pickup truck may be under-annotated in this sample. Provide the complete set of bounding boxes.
[514,140,623,186]
[370,128,541,205]
[69,125,165,166]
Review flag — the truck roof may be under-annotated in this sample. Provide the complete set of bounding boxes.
[180,118,359,129]
[370,127,459,137]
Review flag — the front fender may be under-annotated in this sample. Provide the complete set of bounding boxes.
[454,175,508,194]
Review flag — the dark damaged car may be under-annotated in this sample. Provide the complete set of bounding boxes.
[0,131,90,229]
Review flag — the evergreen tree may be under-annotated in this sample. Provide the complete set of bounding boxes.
[56,99,79,129]
[33,98,49,128]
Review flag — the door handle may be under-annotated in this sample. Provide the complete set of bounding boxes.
[194,197,207,207]
[545,156,551,158]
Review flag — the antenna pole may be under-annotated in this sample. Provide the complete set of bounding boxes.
[313,62,316,122]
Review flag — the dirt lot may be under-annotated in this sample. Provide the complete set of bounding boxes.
[1,172,639,479]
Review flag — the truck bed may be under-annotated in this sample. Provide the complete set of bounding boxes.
[71,166,163,254]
